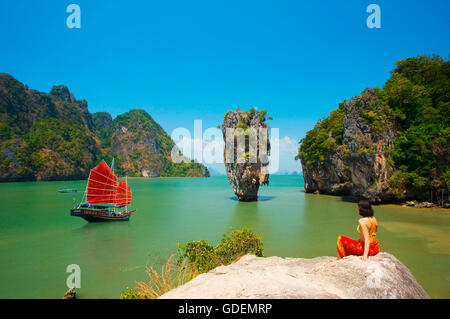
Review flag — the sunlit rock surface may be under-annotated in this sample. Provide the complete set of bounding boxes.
[159,253,429,299]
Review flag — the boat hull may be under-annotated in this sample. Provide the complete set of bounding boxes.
[70,208,136,222]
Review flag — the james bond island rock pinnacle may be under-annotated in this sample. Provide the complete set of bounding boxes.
[221,108,270,201]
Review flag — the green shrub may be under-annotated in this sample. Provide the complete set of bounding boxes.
[177,228,264,274]
[357,147,375,155]
[120,287,149,299]
[337,144,350,156]
[176,240,216,274]
[236,123,249,130]
[215,228,264,261]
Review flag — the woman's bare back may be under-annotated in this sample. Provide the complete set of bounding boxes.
[359,217,378,243]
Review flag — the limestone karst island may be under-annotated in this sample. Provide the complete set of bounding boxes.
[0,1,449,308]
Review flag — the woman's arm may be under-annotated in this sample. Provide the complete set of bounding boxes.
[359,220,370,261]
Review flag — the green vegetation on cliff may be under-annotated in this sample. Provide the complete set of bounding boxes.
[0,74,98,181]
[384,56,449,198]
[298,55,449,201]
[0,74,209,181]
[295,107,346,166]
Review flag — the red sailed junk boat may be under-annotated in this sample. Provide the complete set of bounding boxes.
[71,160,136,222]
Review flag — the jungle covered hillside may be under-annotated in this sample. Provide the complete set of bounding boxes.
[298,55,449,203]
[0,74,209,181]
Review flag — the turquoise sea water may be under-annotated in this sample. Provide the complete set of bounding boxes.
[0,176,449,298]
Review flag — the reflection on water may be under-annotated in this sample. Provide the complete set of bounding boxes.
[0,176,449,298]
[382,221,450,255]
[230,201,264,237]
[67,222,135,298]
[229,196,276,202]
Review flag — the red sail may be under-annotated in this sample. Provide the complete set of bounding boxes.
[86,160,118,204]
[116,180,131,206]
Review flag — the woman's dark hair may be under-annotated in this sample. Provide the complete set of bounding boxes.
[358,200,374,217]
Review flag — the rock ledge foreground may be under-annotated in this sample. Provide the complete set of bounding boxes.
[159,253,429,299]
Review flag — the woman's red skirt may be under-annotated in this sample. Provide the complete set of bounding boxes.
[336,236,380,258]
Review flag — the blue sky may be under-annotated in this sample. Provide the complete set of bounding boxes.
[1,0,449,173]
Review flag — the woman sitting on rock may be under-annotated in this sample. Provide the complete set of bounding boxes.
[336,200,380,261]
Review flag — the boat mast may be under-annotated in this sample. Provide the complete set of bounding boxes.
[111,157,116,210]
[81,168,91,206]
[126,176,128,212]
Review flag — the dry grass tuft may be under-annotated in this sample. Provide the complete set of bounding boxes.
[122,254,198,299]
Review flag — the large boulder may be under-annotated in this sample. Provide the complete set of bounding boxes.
[159,253,429,299]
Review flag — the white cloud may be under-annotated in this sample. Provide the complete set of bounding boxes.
[277,136,298,154]
[273,136,301,173]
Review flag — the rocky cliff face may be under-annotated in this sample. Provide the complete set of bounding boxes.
[49,85,77,104]
[0,74,209,181]
[0,74,99,181]
[92,112,113,131]
[159,253,429,299]
[222,109,270,201]
[300,88,397,202]
[299,56,449,205]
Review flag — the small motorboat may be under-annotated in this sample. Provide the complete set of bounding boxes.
[58,188,78,193]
